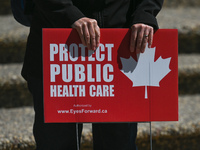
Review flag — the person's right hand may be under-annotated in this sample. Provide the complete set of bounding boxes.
[72,17,100,51]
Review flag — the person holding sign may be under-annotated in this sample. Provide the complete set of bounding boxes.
[22,0,164,149]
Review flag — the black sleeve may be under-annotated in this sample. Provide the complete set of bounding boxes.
[34,0,85,27]
[130,0,164,29]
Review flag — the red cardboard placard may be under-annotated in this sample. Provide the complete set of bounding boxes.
[43,29,178,123]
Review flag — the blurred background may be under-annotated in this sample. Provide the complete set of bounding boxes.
[0,0,200,150]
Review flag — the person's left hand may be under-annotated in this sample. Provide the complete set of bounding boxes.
[130,23,154,54]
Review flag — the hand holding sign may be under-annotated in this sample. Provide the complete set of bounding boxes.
[130,24,154,53]
[72,17,100,51]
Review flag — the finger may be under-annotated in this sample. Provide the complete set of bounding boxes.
[130,27,137,53]
[82,22,91,50]
[136,27,145,54]
[95,25,100,48]
[88,23,96,50]
[88,21,97,50]
[75,24,87,46]
[141,30,149,53]
[148,28,154,48]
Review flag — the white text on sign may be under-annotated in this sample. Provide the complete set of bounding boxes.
[49,43,115,98]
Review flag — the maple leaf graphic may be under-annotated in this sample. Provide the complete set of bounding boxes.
[120,46,171,99]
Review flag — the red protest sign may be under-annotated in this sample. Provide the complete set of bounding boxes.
[43,29,178,123]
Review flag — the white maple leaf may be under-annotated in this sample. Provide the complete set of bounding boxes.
[120,46,171,99]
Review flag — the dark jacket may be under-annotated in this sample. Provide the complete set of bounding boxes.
[22,0,164,80]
